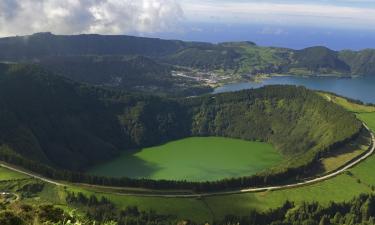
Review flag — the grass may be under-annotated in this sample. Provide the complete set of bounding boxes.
[88,137,282,182]
[358,112,375,131]
[0,167,28,180]
[319,92,375,113]
[320,130,371,172]
[65,185,213,223]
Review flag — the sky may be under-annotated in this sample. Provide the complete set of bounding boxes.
[1,0,375,49]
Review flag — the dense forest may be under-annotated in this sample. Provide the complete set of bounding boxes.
[0,63,363,190]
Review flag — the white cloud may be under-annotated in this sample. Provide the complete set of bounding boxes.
[0,0,183,36]
[181,0,375,30]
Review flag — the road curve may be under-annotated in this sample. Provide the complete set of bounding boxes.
[0,163,62,186]
[0,124,374,198]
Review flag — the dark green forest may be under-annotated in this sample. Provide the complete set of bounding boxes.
[0,63,362,190]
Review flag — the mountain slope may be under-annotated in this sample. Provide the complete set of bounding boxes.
[339,49,375,75]
[0,64,362,181]
[0,64,126,169]
[1,33,375,77]
[0,32,208,60]
[288,46,351,75]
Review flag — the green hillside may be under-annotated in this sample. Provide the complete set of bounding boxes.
[0,64,126,170]
[288,46,351,75]
[39,55,210,96]
[0,63,362,190]
[1,33,375,96]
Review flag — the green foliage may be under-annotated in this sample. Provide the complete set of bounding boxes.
[0,65,362,190]
[164,45,242,70]
[289,46,351,74]
[216,194,375,225]
[38,55,211,97]
[66,192,182,225]
[339,49,375,75]
[2,33,375,81]
[0,64,125,170]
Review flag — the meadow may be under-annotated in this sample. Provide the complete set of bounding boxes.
[0,167,28,181]
[88,137,282,182]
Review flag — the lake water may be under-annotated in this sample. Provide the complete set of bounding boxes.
[213,76,375,104]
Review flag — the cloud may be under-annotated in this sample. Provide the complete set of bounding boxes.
[0,0,183,36]
[181,0,375,30]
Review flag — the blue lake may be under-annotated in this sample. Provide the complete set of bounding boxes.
[213,76,375,104]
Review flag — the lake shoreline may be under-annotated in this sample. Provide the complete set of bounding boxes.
[213,74,375,104]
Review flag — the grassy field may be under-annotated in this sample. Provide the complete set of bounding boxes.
[319,92,375,113]
[88,137,282,181]
[358,112,375,130]
[0,167,28,181]
[320,129,371,172]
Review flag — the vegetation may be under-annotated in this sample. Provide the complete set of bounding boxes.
[39,55,211,97]
[0,98,373,223]
[319,129,370,173]
[217,193,375,225]
[88,137,282,181]
[1,32,375,225]
[0,63,363,190]
[0,167,27,181]
[2,174,375,225]
[1,33,375,98]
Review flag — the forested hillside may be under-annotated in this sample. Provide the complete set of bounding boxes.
[339,49,375,75]
[0,32,209,59]
[38,55,210,96]
[0,64,127,170]
[0,63,362,189]
[0,33,375,89]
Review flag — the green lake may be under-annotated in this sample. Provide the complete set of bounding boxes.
[88,137,283,182]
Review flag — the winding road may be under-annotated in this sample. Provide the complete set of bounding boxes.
[0,124,374,198]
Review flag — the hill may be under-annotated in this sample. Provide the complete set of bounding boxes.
[0,32,209,59]
[0,64,362,189]
[1,33,375,98]
[288,46,351,75]
[38,55,211,96]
